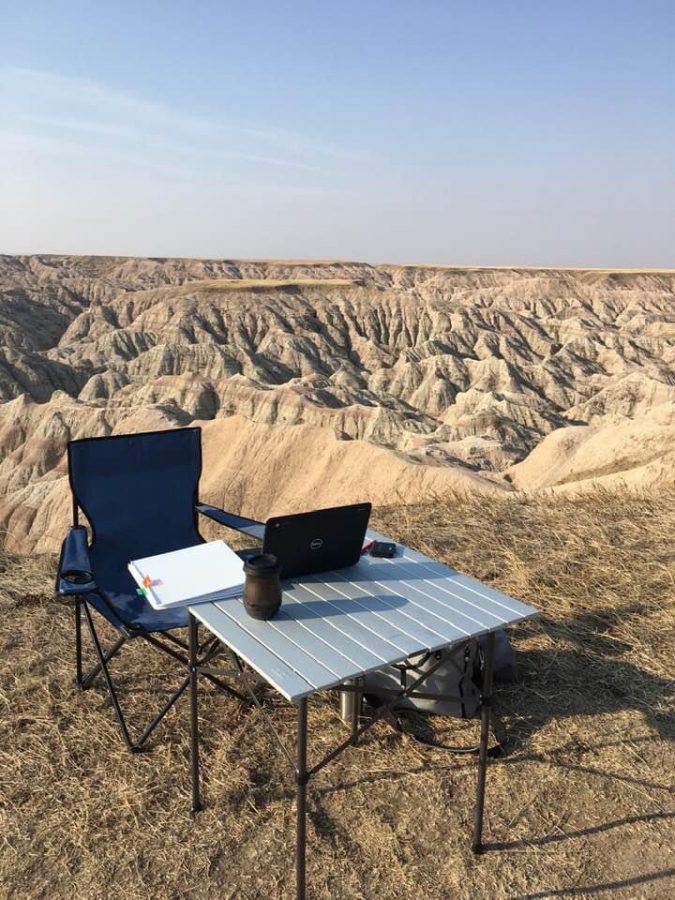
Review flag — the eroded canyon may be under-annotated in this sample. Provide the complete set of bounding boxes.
[1,255,673,551]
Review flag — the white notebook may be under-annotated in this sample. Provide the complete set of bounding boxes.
[128,540,245,610]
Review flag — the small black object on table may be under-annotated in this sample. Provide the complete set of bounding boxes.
[243,553,282,620]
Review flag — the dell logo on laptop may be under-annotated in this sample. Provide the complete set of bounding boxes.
[310,538,323,551]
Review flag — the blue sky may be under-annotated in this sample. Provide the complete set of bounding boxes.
[1,1,674,265]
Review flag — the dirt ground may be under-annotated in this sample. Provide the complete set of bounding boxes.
[1,488,673,899]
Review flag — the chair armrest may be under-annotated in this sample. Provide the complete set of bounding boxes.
[56,526,97,597]
[196,503,265,541]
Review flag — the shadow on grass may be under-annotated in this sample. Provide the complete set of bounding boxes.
[512,866,675,898]
[305,597,673,862]
[484,810,675,851]
[75,592,674,859]
[312,731,673,799]
[504,600,674,747]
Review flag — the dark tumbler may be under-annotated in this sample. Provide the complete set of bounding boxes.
[243,553,282,620]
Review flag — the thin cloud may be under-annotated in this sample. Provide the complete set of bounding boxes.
[3,66,213,134]
[0,126,200,180]
[236,124,372,163]
[1,66,362,173]
[23,115,142,141]
[221,152,329,175]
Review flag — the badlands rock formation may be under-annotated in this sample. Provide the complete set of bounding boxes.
[1,255,673,551]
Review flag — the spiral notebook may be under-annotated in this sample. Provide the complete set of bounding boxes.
[128,540,245,610]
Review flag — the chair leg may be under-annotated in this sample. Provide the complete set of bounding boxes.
[189,614,202,813]
[82,601,136,751]
[135,675,191,748]
[76,604,238,756]
[79,633,127,690]
[472,631,496,853]
[79,602,190,753]
[75,599,83,686]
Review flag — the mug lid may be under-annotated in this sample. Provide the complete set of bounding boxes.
[244,553,281,576]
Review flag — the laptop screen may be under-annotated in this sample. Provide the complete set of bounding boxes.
[263,503,372,578]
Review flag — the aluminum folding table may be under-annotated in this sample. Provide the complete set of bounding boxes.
[188,531,538,899]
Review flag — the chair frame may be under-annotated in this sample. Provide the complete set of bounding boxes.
[58,431,256,753]
[71,590,244,752]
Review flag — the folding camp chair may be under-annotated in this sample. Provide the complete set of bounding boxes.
[55,427,263,752]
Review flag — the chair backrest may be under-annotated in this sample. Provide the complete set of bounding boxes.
[68,428,203,563]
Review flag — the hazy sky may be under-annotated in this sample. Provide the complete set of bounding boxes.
[1,1,674,266]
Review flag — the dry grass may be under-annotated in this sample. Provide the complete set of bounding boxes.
[1,489,673,899]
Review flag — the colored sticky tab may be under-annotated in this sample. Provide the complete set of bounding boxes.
[142,576,153,588]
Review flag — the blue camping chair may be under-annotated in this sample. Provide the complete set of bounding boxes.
[56,427,264,751]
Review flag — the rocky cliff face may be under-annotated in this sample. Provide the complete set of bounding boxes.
[1,255,673,551]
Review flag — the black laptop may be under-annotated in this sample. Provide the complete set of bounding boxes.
[262,503,372,578]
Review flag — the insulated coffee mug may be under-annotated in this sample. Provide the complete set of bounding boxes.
[243,553,282,620]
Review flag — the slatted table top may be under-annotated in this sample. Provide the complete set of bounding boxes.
[190,531,539,702]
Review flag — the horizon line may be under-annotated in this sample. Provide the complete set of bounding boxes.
[1,250,674,274]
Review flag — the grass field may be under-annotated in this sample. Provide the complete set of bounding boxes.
[1,489,673,899]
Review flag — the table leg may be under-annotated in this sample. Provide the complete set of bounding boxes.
[189,613,202,813]
[472,631,496,853]
[296,697,308,900]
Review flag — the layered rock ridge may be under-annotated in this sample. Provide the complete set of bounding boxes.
[1,255,673,551]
